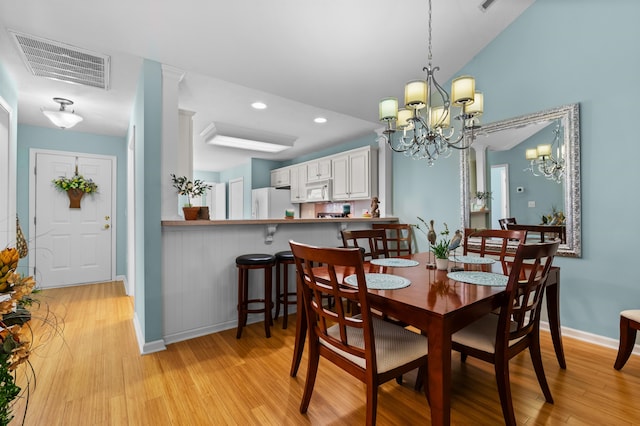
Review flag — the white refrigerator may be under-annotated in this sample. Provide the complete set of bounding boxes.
[251,187,297,219]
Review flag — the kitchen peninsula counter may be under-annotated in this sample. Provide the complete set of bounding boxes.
[162,217,399,226]
[161,216,399,345]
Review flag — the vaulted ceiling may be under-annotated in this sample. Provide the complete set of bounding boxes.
[0,0,535,171]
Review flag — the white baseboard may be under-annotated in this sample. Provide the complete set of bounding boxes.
[163,320,237,345]
[132,312,167,355]
[540,320,640,356]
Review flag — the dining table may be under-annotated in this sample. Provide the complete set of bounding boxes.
[289,251,564,426]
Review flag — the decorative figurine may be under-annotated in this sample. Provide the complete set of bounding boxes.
[371,197,380,218]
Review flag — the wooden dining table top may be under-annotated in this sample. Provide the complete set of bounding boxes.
[314,251,507,320]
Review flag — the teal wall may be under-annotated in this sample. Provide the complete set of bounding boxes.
[392,0,640,339]
[128,59,164,344]
[291,134,377,165]
[16,125,128,276]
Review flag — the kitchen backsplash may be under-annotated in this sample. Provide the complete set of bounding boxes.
[300,200,372,219]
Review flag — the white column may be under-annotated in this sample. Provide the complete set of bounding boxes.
[375,128,392,217]
[161,65,186,220]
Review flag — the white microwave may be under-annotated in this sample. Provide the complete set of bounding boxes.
[306,181,331,202]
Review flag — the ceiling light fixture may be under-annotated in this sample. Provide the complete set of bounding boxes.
[314,117,327,124]
[378,0,483,166]
[251,102,267,110]
[41,97,84,129]
[200,122,296,153]
[524,121,565,183]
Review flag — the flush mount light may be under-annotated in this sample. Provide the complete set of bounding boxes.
[314,117,327,124]
[200,122,296,153]
[41,97,84,129]
[251,102,267,110]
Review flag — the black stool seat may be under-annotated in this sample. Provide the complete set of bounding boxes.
[236,253,276,265]
[236,253,276,339]
[275,250,294,261]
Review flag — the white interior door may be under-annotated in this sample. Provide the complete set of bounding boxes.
[33,151,115,288]
[490,164,510,229]
[0,99,11,248]
[229,178,243,220]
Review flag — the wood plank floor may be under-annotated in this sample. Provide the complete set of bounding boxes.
[11,281,640,425]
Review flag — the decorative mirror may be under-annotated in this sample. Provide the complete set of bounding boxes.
[460,103,581,257]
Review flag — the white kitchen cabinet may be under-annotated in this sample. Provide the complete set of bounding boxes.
[331,147,378,201]
[306,158,331,183]
[270,167,290,188]
[290,164,307,203]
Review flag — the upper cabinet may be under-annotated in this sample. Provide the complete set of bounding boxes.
[290,164,307,203]
[270,167,290,188]
[306,158,331,183]
[331,147,378,201]
[270,145,378,202]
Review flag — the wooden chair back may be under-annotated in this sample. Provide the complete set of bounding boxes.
[498,217,517,230]
[463,228,527,274]
[372,223,413,257]
[289,241,375,371]
[341,229,390,260]
[501,241,560,347]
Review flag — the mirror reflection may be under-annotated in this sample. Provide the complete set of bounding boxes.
[460,103,581,257]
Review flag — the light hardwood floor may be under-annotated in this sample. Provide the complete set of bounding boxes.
[11,281,640,425]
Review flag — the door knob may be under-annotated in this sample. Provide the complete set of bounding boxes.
[105,215,110,220]
[104,224,110,230]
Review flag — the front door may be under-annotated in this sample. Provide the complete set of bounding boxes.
[32,150,114,288]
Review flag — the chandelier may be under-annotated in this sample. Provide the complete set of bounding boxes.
[524,121,565,183]
[378,0,483,166]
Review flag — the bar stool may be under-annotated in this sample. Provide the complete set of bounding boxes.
[236,253,276,339]
[274,250,296,329]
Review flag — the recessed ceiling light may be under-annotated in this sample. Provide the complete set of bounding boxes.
[314,117,327,124]
[251,102,267,110]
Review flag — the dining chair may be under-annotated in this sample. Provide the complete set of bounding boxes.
[341,228,390,260]
[498,217,517,230]
[372,223,413,257]
[289,240,429,425]
[614,309,640,370]
[463,228,528,274]
[451,240,560,426]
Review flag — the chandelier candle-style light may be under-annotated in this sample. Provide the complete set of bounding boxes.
[524,121,565,183]
[379,0,483,165]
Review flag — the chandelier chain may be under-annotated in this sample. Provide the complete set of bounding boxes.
[427,0,433,66]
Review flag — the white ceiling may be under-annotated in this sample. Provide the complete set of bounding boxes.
[0,0,535,172]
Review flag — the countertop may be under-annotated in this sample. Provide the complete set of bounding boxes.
[162,217,399,226]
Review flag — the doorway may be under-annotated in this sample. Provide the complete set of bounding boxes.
[229,178,243,220]
[30,150,116,287]
[490,164,510,230]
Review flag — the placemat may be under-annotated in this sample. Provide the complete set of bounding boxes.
[344,273,411,290]
[448,255,496,265]
[447,271,508,287]
[370,258,420,267]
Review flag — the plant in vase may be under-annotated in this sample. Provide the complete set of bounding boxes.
[170,174,212,220]
[52,174,99,208]
[414,218,451,270]
[474,191,492,211]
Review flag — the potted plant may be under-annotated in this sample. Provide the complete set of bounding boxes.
[474,191,492,211]
[170,174,212,220]
[414,218,451,270]
[430,236,451,271]
[52,174,99,208]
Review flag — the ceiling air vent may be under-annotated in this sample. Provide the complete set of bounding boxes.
[9,29,110,90]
